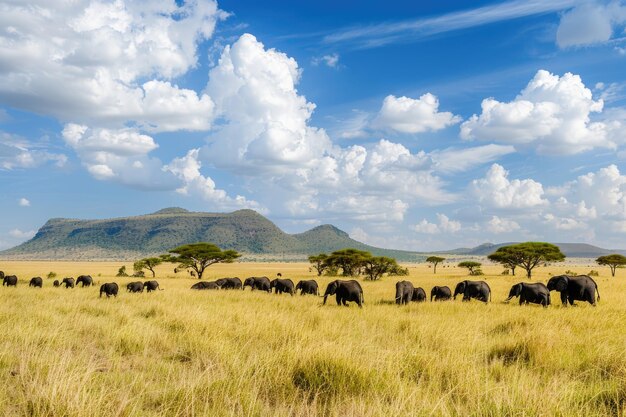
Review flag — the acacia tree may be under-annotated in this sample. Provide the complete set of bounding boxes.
[133,257,165,278]
[162,243,241,279]
[487,247,522,276]
[426,256,445,274]
[458,261,482,275]
[596,254,626,277]
[489,242,565,279]
[362,256,399,280]
[325,248,371,276]
[308,253,329,276]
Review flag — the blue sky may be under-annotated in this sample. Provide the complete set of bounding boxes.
[1,0,625,251]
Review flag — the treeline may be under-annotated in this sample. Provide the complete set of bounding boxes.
[308,249,408,280]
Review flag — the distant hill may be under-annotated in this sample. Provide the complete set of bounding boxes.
[438,242,626,258]
[0,208,424,261]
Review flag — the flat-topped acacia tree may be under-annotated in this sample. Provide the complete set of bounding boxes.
[596,254,626,277]
[489,242,565,279]
[163,243,241,280]
[426,256,445,274]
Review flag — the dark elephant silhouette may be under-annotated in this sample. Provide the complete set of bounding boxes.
[454,280,491,303]
[243,277,271,292]
[270,278,295,295]
[29,277,43,288]
[100,283,119,298]
[506,282,550,307]
[323,280,364,308]
[547,275,599,306]
[430,286,451,301]
[295,280,319,295]
[76,275,93,287]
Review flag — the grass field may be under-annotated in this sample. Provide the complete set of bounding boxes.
[0,260,625,417]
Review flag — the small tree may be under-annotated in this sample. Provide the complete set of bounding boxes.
[458,261,482,275]
[162,242,241,280]
[325,248,371,276]
[487,247,522,276]
[308,253,329,276]
[133,257,164,278]
[596,254,626,277]
[426,256,445,274]
[116,266,129,277]
[490,242,565,279]
[46,271,57,279]
[362,256,399,280]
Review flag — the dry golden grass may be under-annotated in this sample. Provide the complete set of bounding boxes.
[0,260,625,416]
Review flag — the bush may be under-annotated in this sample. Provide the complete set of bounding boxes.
[470,268,484,276]
[132,271,145,278]
[46,271,57,279]
[501,269,510,275]
[324,265,339,276]
[116,266,129,277]
[389,265,409,276]
[565,270,577,276]
[588,270,600,277]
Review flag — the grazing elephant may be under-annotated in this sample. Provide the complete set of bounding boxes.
[412,287,427,302]
[323,280,364,308]
[29,277,43,288]
[547,275,600,306]
[454,280,491,303]
[127,281,144,293]
[270,278,295,295]
[243,277,271,292]
[144,280,162,292]
[61,278,75,289]
[99,283,119,298]
[395,280,415,305]
[76,275,93,287]
[215,277,242,290]
[295,280,319,296]
[190,281,220,290]
[430,286,451,301]
[53,280,60,287]
[506,282,550,307]
[3,275,18,286]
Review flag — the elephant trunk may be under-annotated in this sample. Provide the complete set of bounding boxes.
[323,294,329,304]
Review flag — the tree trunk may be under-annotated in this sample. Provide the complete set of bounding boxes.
[434,263,438,274]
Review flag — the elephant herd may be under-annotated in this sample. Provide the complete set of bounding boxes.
[395,274,600,308]
[1,269,601,308]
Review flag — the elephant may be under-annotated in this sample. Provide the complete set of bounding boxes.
[412,287,427,302]
[3,275,18,286]
[0,271,3,279]
[144,280,162,292]
[430,286,451,301]
[395,280,415,305]
[29,277,43,288]
[215,277,242,290]
[323,280,364,308]
[295,280,319,296]
[126,281,144,293]
[454,280,491,303]
[76,275,93,287]
[53,280,60,287]
[61,278,75,289]
[547,275,600,306]
[190,281,220,290]
[100,282,119,298]
[243,277,271,292]
[270,278,295,295]
[505,282,550,307]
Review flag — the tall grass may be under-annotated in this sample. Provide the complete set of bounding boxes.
[0,261,624,416]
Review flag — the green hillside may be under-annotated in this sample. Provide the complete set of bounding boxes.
[0,208,424,261]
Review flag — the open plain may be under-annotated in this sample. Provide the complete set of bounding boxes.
[0,260,624,417]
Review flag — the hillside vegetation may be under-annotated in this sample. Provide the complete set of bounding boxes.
[0,260,624,416]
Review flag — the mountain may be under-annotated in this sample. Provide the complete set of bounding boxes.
[440,242,626,258]
[0,208,424,261]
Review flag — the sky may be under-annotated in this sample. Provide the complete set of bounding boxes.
[0,0,626,251]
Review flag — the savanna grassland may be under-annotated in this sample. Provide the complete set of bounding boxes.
[0,261,625,417]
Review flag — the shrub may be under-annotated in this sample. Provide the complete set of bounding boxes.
[470,268,484,276]
[501,269,510,275]
[588,270,599,277]
[565,270,577,276]
[46,271,57,279]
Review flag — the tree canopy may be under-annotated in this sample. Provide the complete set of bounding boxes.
[133,256,164,277]
[487,247,523,276]
[362,256,400,280]
[489,242,565,279]
[458,261,482,274]
[308,253,329,276]
[426,256,445,274]
[596,254,626,277]
[310,248,401,280]
[163,243,240,280]
[325,248,371,277]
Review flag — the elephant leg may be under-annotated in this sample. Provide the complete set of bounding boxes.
[335,294,342,306]
[560,292,568,306]
[342,298,348,306]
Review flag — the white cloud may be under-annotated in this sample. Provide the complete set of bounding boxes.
[471,164,546,209]
[312,53,340,68]
[413,213,461,234]
[0,132,67,170]
[556,2,626,48]
[0,0,224,130]
[18,198,30,207]
[8,229,36,239]
[372,94,461,134]
[431,144,515,174]
[486,216,520,233]
[461,70,622,155]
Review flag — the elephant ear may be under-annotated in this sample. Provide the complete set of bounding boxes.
[514,283,523,296]
[555,276,568,292]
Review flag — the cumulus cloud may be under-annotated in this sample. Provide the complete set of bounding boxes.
[18,198,30,207]
[8,228,36,239]
[461,70,622,155]
[471,164,546,209]
[0,0,223,130]
[486,215,520,233]
[312,53,340,68]
[556,1,626,48]
[372,94,461,134]
[413,213,461,234]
